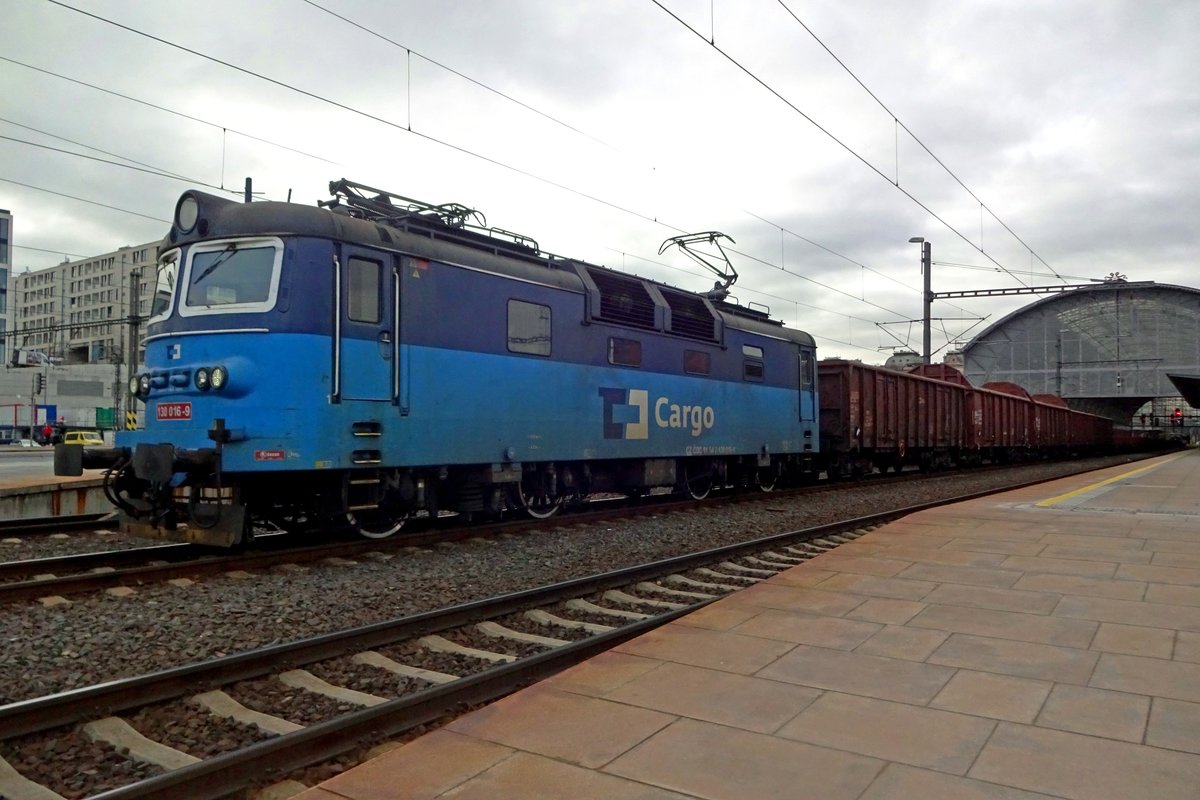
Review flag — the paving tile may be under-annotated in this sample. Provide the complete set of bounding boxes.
[729,584,866,616]
[1147,698,1200,754]
[779,691,995,774]
[880,545,1010,567]
[807,553,913,577]
[1090,622,1175,659]
[1146,583,1200,608]
[446,688,674,769]
[1055,595,1200,632]
[845,598,926,625]
[605,717,883,800]
[859,762,1061,800]
[1011,573,1145,601]
[921,584,1061,615]
[732,609,881,649]
[930,669,1052,723]
[542,651,662,698]
[1039,545,1154,564]
[613,623,795,675]
[1150,552,1200,571]
[291,790,343,800]
[896,562,1023,588]
[999,555,1119,578]
[1175,632,1200,663]
[1090,653,1200,703]
[929,633,1099,684]
[314,728,511,800]
[764,567,839,588]
[1117,563,1200,587]
[856,625,950,662]
[1035,684,1149,742]
[444,751,693,799]
[908,603,1097,648]
[605,661,821,734]
[969,721,1200,800]
[1145,540,1200,556]
[1035,533,1150,550]
[672,602,759,631]
[812,572,936,601]
[942,538,1047,556]
[758,643,954,704]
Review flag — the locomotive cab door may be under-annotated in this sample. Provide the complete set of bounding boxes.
[799,347,816,422]
[335,248,399,403]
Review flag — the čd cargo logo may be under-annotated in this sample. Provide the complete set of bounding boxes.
[599,387,715,440]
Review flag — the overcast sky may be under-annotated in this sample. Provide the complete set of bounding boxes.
[3,0,1196,362]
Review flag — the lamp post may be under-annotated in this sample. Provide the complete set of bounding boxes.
[909,237,932,364]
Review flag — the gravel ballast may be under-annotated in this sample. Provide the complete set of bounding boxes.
[0,458,1146,705]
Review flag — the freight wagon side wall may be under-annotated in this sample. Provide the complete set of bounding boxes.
[819,360,966,457]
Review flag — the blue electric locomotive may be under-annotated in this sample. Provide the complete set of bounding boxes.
[56,180,820,546]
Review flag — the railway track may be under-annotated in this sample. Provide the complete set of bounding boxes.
[0,455,1152,605]
[0,517,872,799]
[0,462,1146,800]
[0,468,917,603]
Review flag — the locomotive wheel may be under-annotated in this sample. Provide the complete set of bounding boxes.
[683,463,713,500]
[346,510,407,539]
[755,466,778,492]
[513,475,564,519]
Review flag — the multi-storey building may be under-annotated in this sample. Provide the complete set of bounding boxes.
[12,241,157,365]
[0,208,11,366]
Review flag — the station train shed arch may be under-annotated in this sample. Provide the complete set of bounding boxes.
[960,282,1200,425]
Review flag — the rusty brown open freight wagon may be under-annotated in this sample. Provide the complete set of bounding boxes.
[818,359,965,475]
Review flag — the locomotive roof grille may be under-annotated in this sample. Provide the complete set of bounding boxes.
[661,287,718,342]
[587,268,658,330]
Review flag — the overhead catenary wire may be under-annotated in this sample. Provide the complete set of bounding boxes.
[772,0,1065,284]
[0,55,340,167]
[650,0,1036,290]
[0,176,170,223]
[32,0,918,327]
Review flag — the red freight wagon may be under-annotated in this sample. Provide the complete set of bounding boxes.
[1032,394,1071,449]
[976,382,1035,458]
[818,359,965,475]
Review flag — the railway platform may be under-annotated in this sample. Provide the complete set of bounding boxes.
[297,450,1200,800]
[0,458,110,522]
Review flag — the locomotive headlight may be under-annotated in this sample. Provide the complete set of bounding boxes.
[175,193,200,234]
[194,367,211,391]
[138,374,152,396]
[211,365,228,391]
[128,375,141,397]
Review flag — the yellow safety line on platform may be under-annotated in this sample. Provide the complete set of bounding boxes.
[1036,452,1189,507]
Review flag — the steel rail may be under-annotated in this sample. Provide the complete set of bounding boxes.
[86,605,700,800]
[0,459,1039,602]
[0,461,1114,739]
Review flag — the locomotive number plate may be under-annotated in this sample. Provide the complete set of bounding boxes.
[156,402,193,421]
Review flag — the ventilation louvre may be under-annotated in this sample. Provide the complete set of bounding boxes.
[662,288,717,341]
[587,268,657,330]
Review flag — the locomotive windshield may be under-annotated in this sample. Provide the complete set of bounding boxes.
[179,238,283,316]
[149,249,178,321]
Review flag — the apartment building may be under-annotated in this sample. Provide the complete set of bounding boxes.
[0,209,11,366]
[11,241,157,365]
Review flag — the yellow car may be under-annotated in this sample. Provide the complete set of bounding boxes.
[63,430,105,446]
